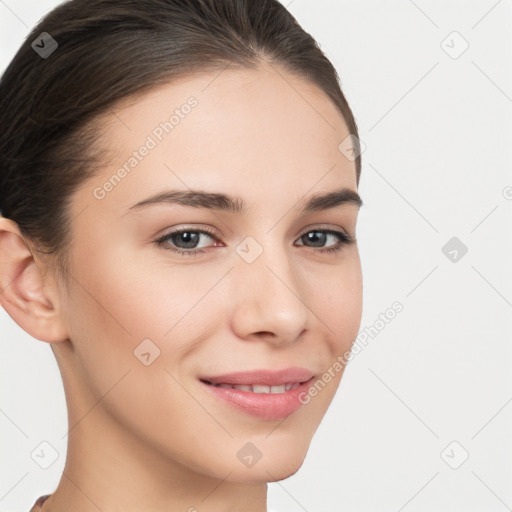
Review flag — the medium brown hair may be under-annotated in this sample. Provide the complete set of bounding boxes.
[0,0,362,279]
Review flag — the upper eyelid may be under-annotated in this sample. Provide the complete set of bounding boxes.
[159,225,218,241]
[160,224,347,237]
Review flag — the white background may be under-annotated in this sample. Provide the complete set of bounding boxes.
[1,1,511,511]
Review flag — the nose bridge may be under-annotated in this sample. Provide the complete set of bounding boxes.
[230,232,309,342]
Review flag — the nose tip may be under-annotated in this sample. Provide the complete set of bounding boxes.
[229,257,309,346]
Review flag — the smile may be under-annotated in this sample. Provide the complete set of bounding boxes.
[198,367,316,420]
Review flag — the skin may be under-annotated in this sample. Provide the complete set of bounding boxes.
[0,63,363,512]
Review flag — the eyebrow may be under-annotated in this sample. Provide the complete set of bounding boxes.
[126,187,363,214]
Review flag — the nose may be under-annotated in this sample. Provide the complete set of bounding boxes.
[229,243,309,346]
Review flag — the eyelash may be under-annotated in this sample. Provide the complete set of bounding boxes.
[154,226,356,257]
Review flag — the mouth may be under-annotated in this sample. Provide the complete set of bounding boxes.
[198,368,316,420]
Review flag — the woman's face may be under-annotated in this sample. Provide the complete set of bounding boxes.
[54,64,363,483]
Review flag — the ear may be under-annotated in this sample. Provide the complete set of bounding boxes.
[0,218,69,343]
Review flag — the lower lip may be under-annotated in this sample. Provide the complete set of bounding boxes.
[200,378,315,421]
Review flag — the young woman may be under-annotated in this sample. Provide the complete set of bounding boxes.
[0,0,364,510]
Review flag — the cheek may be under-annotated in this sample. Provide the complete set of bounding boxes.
[316,258,363,350]
[65,250,232,420]
[76,242,221,340]
[62,253,225,439]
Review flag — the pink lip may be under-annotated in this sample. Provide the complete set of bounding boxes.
[199,367,314,386]
[199,367,315,421]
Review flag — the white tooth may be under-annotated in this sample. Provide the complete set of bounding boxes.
[214,383,295,393]
[252,385,271,394]
[233,384,252,391]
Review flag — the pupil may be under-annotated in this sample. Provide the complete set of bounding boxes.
[304,231,326,247]
[174,232,199,248]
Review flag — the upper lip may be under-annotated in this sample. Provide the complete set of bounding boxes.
[200,367,315,386]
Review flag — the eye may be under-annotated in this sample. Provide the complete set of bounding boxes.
[154,227,219,256]
[294,228,356,254]
[154,226,356,256]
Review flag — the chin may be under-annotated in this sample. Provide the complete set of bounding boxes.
[264,456,306,482]
[222,445,310,484]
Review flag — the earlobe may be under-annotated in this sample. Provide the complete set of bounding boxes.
[0,218,68,343]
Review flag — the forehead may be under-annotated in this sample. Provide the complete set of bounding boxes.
[79,64,357,218]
